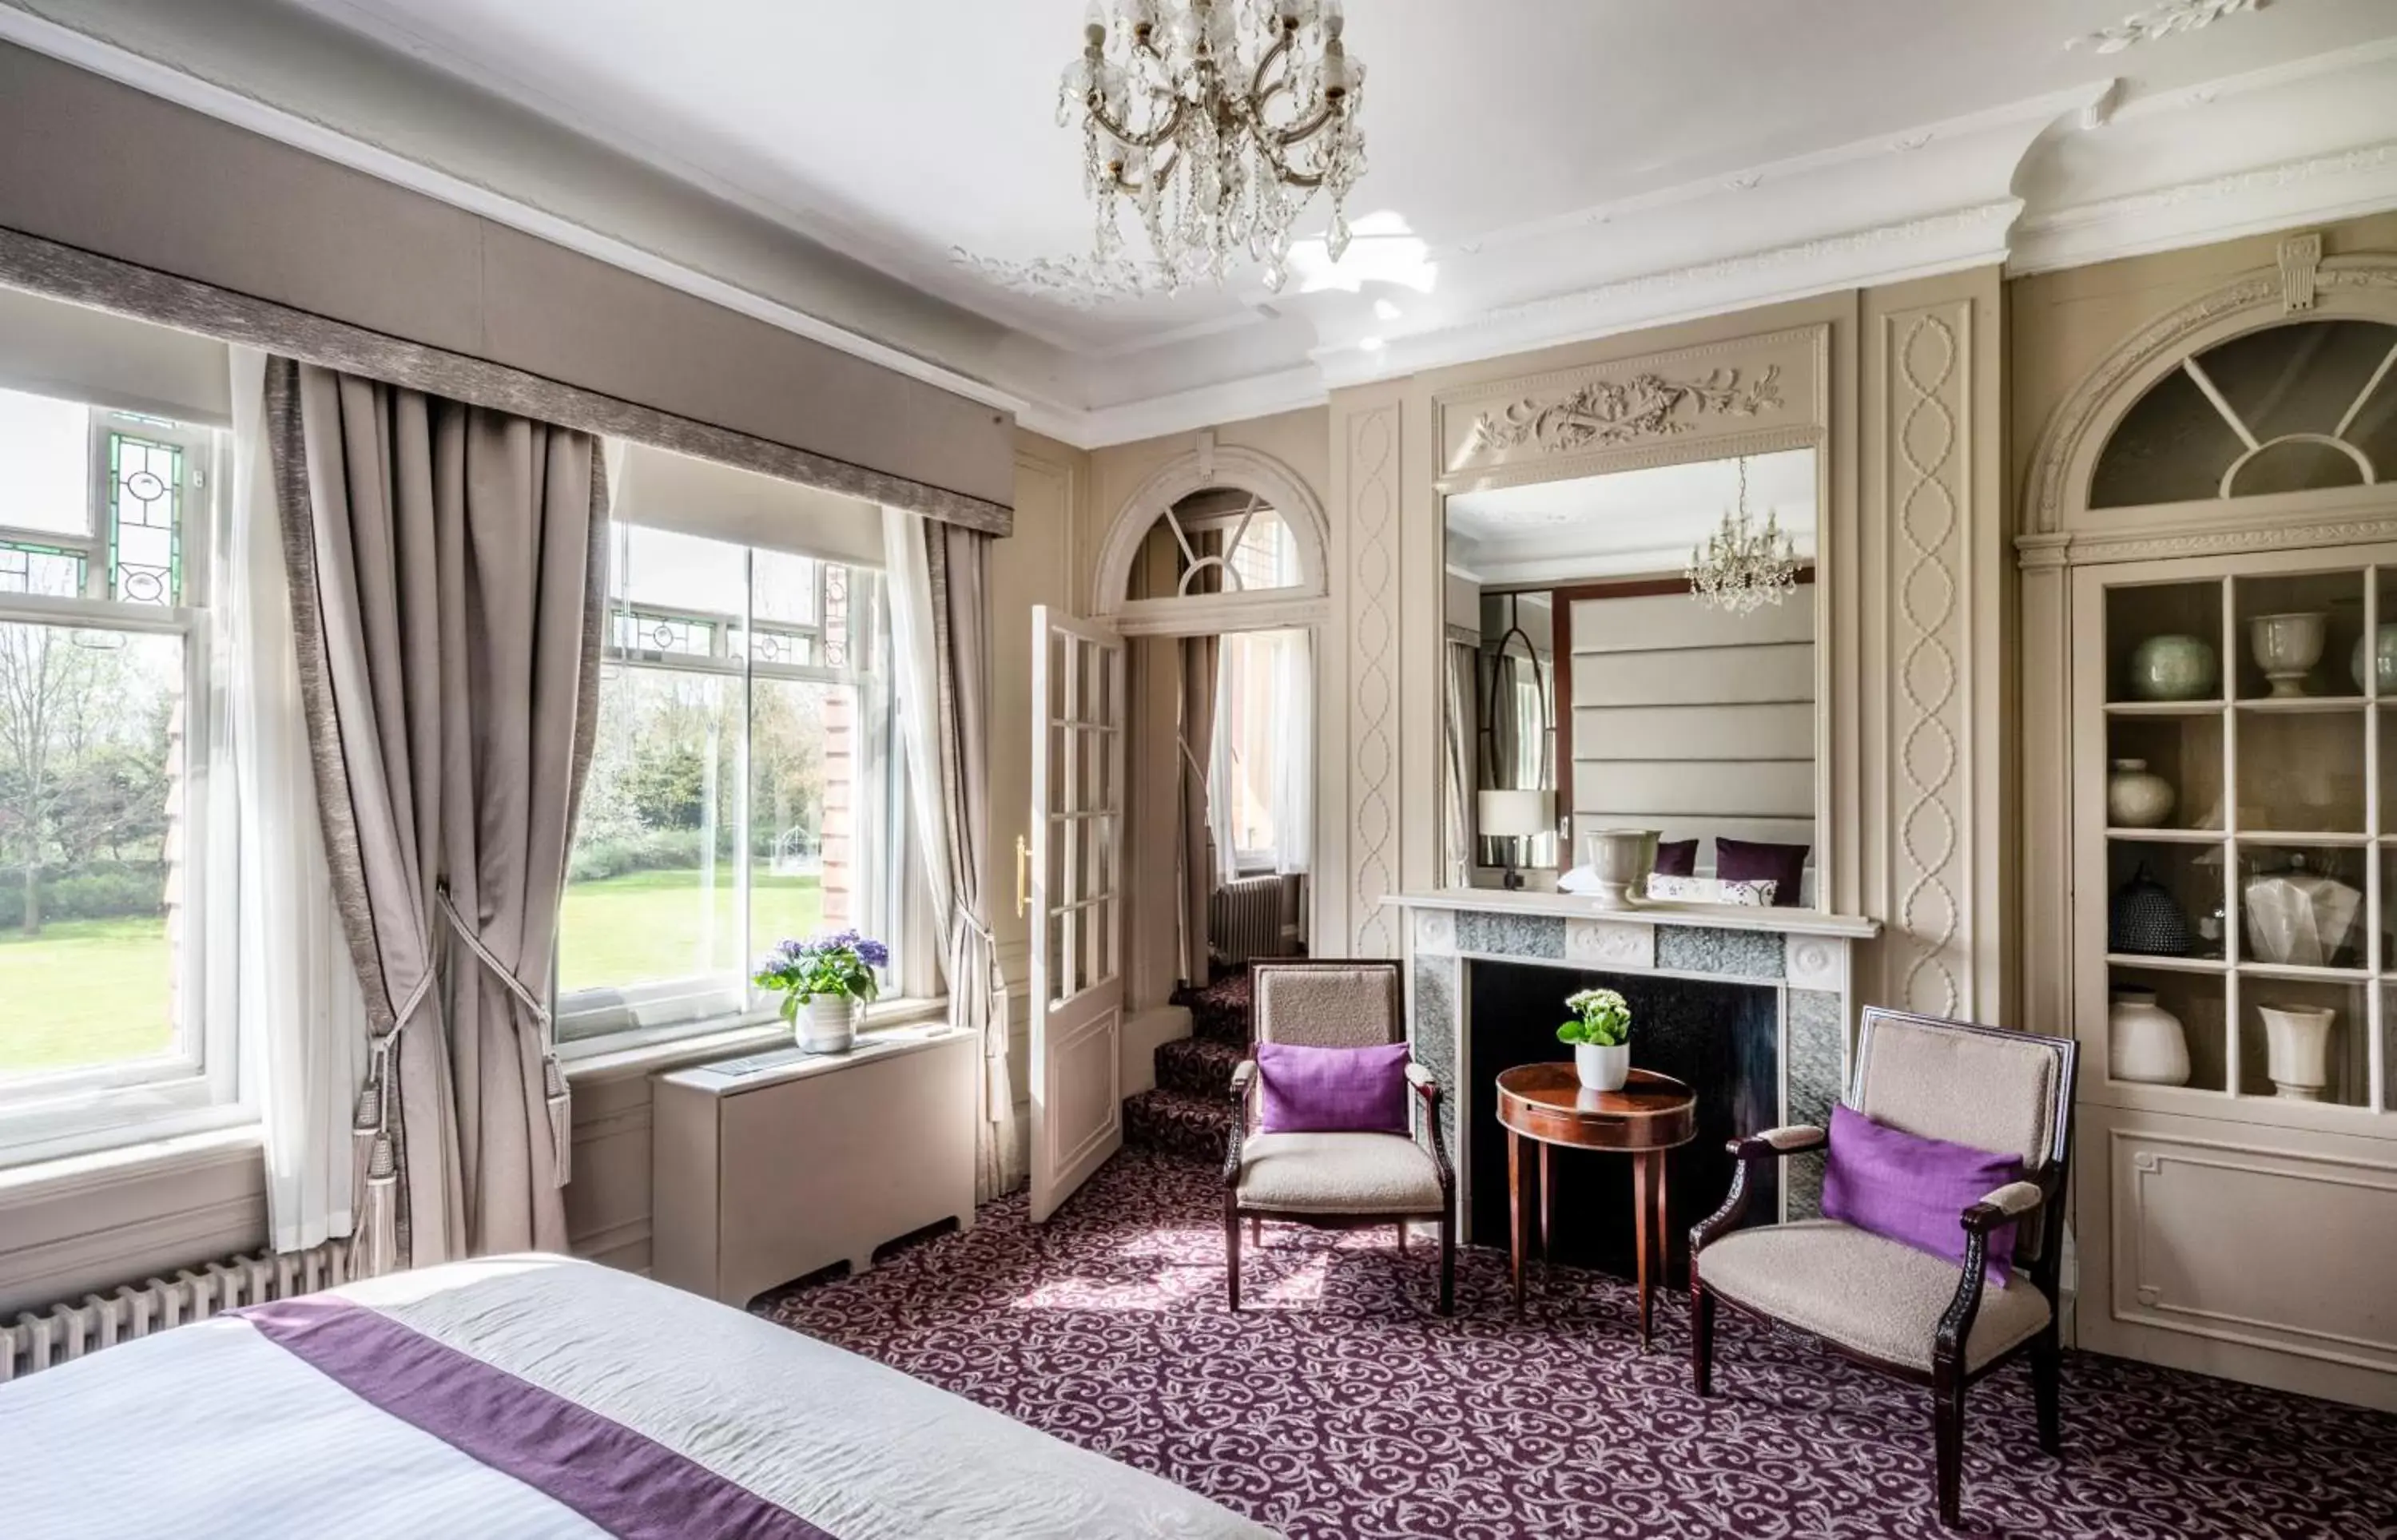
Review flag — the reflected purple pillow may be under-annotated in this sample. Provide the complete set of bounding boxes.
[1654,839,1699,877]
[1255,1041,1412,1135]
[1821,1103,2023,1287]
[1715,837,1809,907]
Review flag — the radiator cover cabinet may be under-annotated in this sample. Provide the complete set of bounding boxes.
[650,1026,978,1306]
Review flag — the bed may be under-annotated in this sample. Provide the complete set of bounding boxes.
[1,1253,1273,1539]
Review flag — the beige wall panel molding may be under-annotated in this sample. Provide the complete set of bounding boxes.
[1326,395,1405,958]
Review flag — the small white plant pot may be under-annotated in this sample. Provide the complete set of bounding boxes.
[1575,1042,1630,1093]
[798,995,858,1055]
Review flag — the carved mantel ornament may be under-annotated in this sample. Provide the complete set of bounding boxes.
[1465,364,1783,458]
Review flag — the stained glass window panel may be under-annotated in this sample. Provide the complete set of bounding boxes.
[0,541,86,597]
[106,432,181,605]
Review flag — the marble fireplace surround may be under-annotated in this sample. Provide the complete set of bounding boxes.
[1389,890,1879,1243]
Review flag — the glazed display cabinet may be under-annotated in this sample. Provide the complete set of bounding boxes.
[2022,236,2397,1411]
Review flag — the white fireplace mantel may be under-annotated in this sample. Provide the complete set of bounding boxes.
[1385,891,1881,1235]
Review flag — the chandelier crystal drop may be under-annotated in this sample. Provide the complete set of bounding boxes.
[1059,0,1367,295]
[1687,457,1800,617]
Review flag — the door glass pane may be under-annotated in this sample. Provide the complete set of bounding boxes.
[0,622,185,1078]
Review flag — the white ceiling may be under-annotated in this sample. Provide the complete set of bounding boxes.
[10,0,2397,443]
[1449,448,1818,585]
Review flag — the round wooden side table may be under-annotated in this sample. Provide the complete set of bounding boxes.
[1495,1063,1698,1348]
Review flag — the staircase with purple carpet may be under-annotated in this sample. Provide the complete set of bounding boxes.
[1120,968,1250,1164]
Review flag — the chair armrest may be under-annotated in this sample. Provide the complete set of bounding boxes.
[1960,1180,2045,1234]
[1725,1124,1826,1161]
[1405,1062,1437,1097]
[1229,1060,1256,1097]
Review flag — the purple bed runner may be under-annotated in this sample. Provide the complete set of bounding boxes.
[240,1297,834,1540]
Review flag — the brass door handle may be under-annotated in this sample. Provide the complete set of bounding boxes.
[1015,834,1031,919]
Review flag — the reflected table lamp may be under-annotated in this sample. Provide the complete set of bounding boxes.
[1478,788,1556,891]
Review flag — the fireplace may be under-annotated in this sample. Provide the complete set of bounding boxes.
[1388,887,1876,1249]
[1467,959,1779,1281]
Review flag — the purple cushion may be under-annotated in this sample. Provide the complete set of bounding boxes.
[1715,836,1809,907]
[1653,839,1699,877]
[1255,1041,1412,1135]
[1822,1104,2023,1287]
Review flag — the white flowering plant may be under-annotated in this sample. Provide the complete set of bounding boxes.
[1556,986,1632,1048]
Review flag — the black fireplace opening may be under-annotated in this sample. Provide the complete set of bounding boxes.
[1467,960,1779,1284]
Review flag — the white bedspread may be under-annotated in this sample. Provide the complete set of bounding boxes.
[1,1254,1274,1540]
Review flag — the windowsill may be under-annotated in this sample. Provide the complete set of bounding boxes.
[0,1121,263,1204]
[562,994,950,1086]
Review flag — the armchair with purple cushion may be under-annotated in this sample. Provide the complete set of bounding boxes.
[1223,960,1455,1316]
[1688,1007,2077,1530]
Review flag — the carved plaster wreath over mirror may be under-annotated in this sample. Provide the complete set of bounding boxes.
[1464,364,1783,458]
[2069,0,2266,55]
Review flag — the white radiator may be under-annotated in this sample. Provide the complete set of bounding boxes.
[1,1239,352,1385]
[1210,874,1300,966]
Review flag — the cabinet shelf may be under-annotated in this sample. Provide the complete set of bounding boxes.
[2235,962,2373,982]
[2232,696,2368,714]
[2106,828,2227,843]
[2235,830,2372,846]
[2104,700,2225,716]
[2105,952,2227,974]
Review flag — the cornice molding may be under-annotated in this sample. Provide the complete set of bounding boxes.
[2010,140,2397,276]
[2068,0,2265,56]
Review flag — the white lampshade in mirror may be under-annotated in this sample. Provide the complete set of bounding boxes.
[1477,788,1556,839]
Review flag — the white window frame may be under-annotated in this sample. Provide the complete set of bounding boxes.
[554,539,910,1054]
[0,411,241,1166]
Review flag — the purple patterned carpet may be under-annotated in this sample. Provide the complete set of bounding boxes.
[757,1150,2397,1539]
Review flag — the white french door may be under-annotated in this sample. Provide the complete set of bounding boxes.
[1025,605,1127,1221]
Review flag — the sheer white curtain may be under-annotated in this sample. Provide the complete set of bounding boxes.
[1206,641,1239,886]
[1270,629,1312,875]
[213,347,369,1253]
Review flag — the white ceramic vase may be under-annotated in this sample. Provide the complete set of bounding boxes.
[2250,612,2327,699]
[1575,1042,1630,1093]
[2105,759,2176,828]
[799,994,858,1055]
[2107,986,2189,1086]
[2258,1004,2335,1101]
[1584,829,1660,911]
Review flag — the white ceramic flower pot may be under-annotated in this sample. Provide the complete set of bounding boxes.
[2108,986,2189,1086]
[1575,1042,1630,1093]
[2258,1003,2335,1101]
[799,994,857,1055]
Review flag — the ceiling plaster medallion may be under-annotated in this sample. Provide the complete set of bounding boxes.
[1467,366,1783,458]
[948,248,1176,307]
[2069,0,2267,56]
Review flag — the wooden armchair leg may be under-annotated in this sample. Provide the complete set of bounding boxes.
[1691,1282,1716,1397]
[1394,1222,1408,1254]
[2031,1322,2063,1458]
[1933,1372,1966,1529]
[1225,1198,1242,1312]
[1437,1213,1455,1316]
[1250,1215,1262,1247]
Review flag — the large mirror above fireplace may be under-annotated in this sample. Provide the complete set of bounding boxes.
[1445,447,1823,907]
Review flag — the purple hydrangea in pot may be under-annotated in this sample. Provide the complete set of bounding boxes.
[754,929,888,1054]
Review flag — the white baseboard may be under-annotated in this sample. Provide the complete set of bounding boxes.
[1121,1005,1193,1098]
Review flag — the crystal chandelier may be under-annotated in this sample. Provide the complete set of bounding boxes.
[1059,0,1366,294]
[1687,458,1800,616]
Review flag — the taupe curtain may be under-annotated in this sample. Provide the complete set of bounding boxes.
[1177,634,1219,985]
[924,522,1019,1201]
[268,358,606,1272]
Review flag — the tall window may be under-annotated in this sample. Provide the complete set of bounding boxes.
[0,386,224,1157]
[556,521,900,1045]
